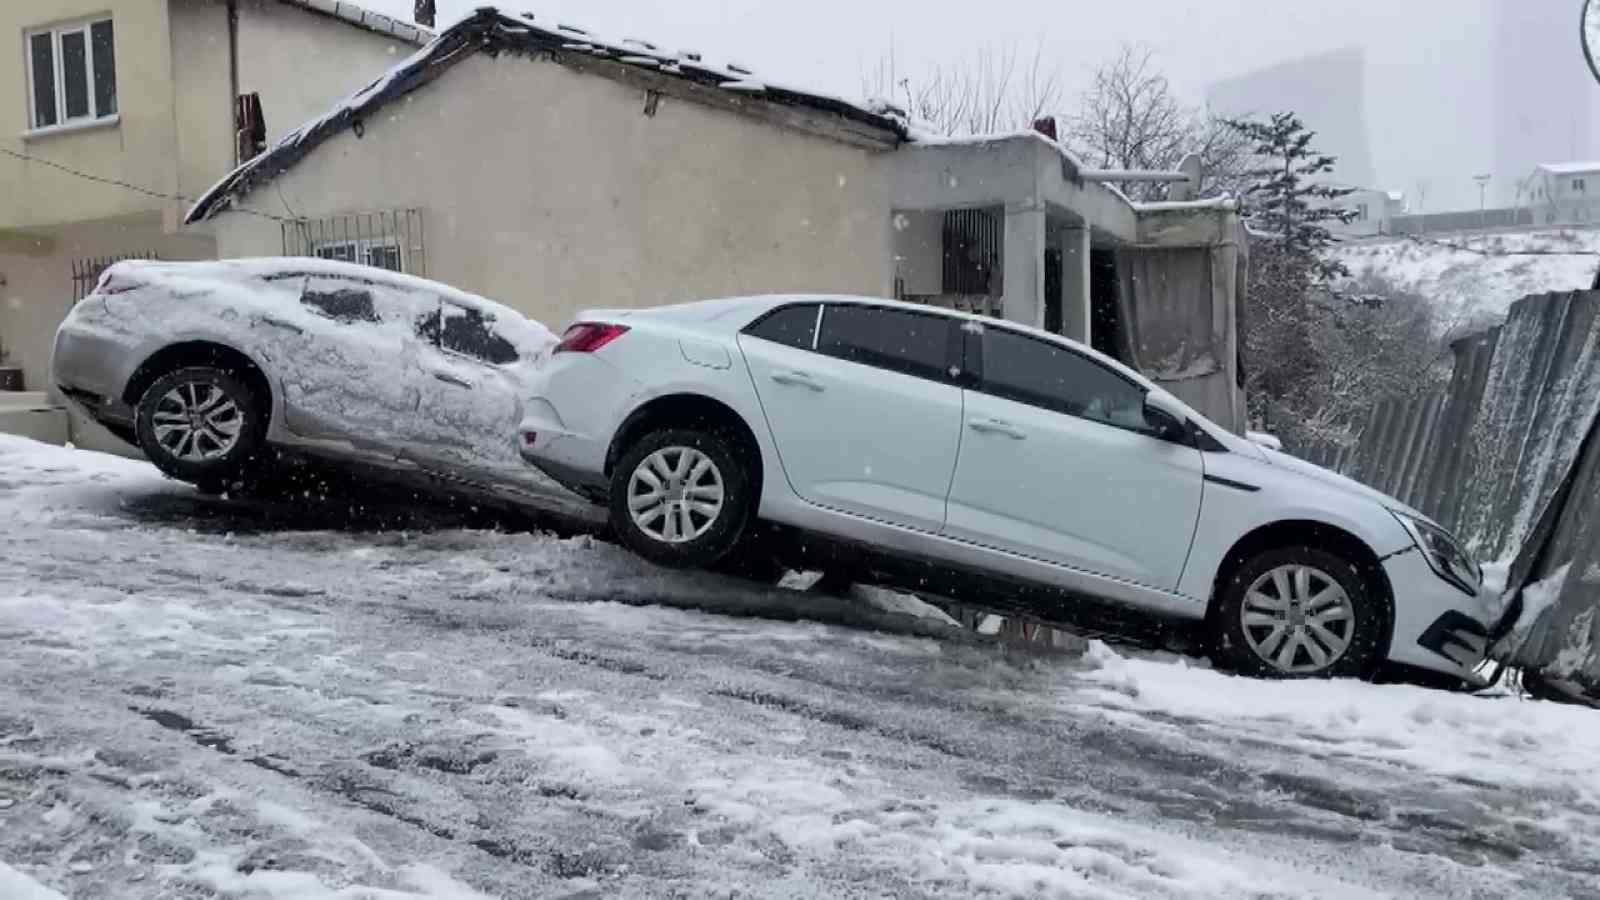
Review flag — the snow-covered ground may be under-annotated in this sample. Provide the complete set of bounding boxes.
[3,435,1600,898]
[1332,228,1600,322]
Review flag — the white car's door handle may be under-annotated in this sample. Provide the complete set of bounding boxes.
[258,316,303,335]
[433,371,473,389]
[769,370,824,391]
[969,418,1027,439]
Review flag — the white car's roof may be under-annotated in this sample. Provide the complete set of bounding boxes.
[610,293,1249,450]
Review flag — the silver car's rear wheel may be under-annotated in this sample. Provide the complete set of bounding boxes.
[135,366,265,486]
[1240,563,1356,674]
[626,446,725,544]
[150,382,245,462]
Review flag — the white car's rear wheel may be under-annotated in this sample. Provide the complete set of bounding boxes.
[1213,547,1383,678]
[609,428,753,568]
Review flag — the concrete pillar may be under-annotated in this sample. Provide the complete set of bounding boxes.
[1002,204,1046,329]
[1060,226,1091,344]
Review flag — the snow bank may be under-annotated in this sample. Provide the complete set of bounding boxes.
[1331,229,1600,320]
[1076,642,1600,806]
[0,862,66,900]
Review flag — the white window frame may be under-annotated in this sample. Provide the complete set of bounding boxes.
[24,16,117,134]
[312,236,403,271]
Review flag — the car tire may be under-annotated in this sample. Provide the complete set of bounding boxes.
[609,427,753,569]
[1212,546,1384,679]
[136,366,267,487]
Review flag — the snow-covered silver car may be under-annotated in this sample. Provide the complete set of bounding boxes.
[518,295,1505,682]
[51,258,561,503]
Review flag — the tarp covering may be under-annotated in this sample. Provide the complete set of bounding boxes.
[1115,230,1248,433]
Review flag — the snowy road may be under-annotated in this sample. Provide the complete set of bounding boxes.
[2,436,1599,898]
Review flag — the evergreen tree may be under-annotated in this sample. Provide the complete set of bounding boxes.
[1227,112,1356,281]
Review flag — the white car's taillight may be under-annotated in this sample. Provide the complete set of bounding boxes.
[554,322,629,354]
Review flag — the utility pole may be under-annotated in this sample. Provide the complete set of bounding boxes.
[1474,173,1493,228]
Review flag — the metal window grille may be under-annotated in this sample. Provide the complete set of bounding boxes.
[72,252,157,303]
[941,208,1000,296]
[281,209,426,277]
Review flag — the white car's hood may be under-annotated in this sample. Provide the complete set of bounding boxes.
[1253,446,1425,520]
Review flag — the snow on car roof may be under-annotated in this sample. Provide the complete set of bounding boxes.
[112,257,554,348]
[185,6,910,223]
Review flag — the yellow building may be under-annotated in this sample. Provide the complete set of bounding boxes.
[0,0,428,391]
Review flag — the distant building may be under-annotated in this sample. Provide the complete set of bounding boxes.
[1328,187,1407,238]
[1207,48,1378,191]
[1526,161,1600,226]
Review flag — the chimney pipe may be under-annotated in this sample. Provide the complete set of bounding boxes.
[414,0,435,28]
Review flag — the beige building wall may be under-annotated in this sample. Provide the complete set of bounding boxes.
[211,53,894,327]
[0,0,178,231]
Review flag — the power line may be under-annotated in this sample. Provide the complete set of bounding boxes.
[0,146,295,224]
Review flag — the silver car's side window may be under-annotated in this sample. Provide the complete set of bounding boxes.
[438,301,519,365]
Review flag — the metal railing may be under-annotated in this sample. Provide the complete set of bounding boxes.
[280,209,426,277]
[71,253,158,303]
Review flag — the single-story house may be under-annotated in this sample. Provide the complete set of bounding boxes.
[186,6,1249,431]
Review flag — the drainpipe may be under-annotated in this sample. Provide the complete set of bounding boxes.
[227,0,239,162]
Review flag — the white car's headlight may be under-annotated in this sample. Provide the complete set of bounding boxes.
[1390,510,1481,597]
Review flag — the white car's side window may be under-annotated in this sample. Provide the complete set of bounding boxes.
[980,327,1153,434]
[742,303,821,350]
[815,304,953,382]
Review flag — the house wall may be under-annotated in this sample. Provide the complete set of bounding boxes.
[210,53,894,325]
[235,1,414,149]
[892,210,945,296]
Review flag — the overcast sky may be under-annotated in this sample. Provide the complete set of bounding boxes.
[360,0,1573,212]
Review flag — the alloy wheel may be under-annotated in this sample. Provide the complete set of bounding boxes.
[1240,563,1356,674]
[627,446,725,543]
[151,381,245,462]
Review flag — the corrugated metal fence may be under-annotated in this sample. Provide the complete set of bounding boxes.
[1288,290,1600,684]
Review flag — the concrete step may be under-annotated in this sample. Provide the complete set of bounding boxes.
[0,391,143,460]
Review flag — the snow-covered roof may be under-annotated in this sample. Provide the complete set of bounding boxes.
[1131,197,1240,213]
[1537,161,1600,175]
[275,0,432,46]
[187,7,908,223]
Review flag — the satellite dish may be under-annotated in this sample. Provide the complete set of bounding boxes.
[1585,0,1600,85]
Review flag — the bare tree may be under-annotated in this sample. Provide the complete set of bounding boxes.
[1063,44,1251,200]
[862,40,1062,138]
[1065,45,1190,171]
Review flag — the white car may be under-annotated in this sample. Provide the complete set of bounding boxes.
[51,258,584,515]
[519,295,1502,681]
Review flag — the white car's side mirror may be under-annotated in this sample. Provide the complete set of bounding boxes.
[1246,431,1283,451]
[1143,390,1190,442]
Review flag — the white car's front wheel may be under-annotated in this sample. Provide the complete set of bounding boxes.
[608,428,753,568]
[1213,547,1384,678]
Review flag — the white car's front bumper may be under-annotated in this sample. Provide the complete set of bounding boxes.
[1383,545,1501,682]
